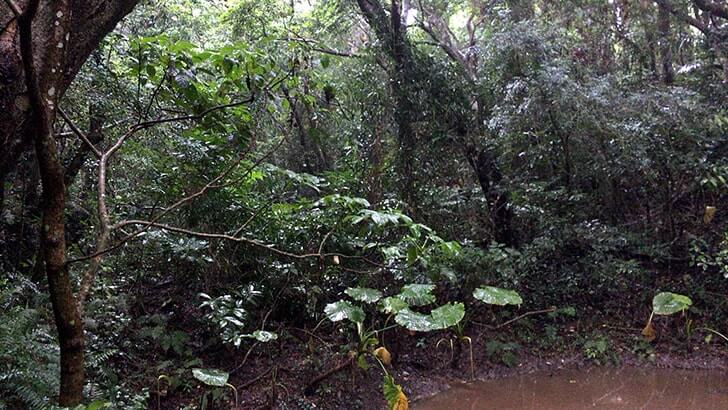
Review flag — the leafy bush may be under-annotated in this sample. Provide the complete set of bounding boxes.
[0,301,59,409]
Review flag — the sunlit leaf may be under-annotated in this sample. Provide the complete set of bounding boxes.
[394,308,436,332]
[473,286,522,306]
[324,300,365,323]
[652,292,692,315]
[428,302,465,329]
[192,368,229,387]
[398,284,436,306]
[247,330,278,342]
[345,287,383,303]
[378,296,409,315]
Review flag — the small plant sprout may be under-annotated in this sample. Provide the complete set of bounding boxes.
[373,354,408,410]
[642,292,693,343]
[467,285,524,378]
[700,327,728,344]
[192,368,238,408]
[156,374,170,410]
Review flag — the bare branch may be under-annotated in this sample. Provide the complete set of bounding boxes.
[3,0,20,17]
[105,219,378,263]
[472,307,557,329]
[58,108,102,158]
[654,0,708,34]
[284,32,362,58]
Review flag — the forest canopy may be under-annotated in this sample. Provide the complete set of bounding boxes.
[0,0,727,408]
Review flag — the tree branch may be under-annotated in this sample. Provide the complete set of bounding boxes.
[106,219,373,262]
[58,108,102,159]
[3,0,20,16]
[693,0,728,20]
[654,0,708,34]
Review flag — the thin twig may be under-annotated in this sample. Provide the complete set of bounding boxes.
[472,307,557,329]
[237,368,272,390]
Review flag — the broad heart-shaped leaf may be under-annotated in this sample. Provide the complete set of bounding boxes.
[653,292,692,315]
[395,308,436,332]
[398,284,436,306]
[345,287,383,304]
[428,302,465,329]
[324,300,365,323]
[247,330,278,342]
[473,286,522,306]
[379,296,409,315]
[192,368,229,387]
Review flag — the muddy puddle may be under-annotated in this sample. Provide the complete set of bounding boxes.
[414,367,728,409]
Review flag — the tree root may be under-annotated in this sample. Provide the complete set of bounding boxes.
[303,357,354,396]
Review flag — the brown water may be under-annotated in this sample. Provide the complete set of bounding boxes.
[414,368,728,410]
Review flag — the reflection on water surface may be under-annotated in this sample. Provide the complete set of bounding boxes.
[415,367,728,409]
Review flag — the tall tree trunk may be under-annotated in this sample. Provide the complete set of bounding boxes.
[467,147,514,245]
[1,0,140,208]
[390,0,418,208]
[639,0,659,79]
[658,4,674,84]
[356,0,419,210]
[6,0,140,405]
[18,0,86,404]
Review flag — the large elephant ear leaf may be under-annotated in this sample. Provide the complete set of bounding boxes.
[429,302,465,329]
[473,286,522,306]
[192,368,229,387]
[398,284,436,306]
[652,292,692,315]
[324,300,365,323]
[345,287,383,303]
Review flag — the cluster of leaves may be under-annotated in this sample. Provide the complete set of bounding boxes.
[198,288,277,346]
[326,283,521,339]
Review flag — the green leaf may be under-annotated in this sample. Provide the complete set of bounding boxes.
[320,55,331,68]
[429,302,465,329]
[406,245,419,264]
[395,308,436,332]
[652,292,692,315]
[71,401,109,410]
[394,303,465,332]
[378,296,409,315]
[439,267,457,283]
[345,287,383,303]
[247,330,278,342]
[398,284,436,306]
[356,353,368,370]
[192,368,229,387]
[382,374,406,410]
[473,286,523,306]
[324,300,365,323]
[438,241,461,256]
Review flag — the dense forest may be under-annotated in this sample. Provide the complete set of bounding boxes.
[1,0,727,408]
